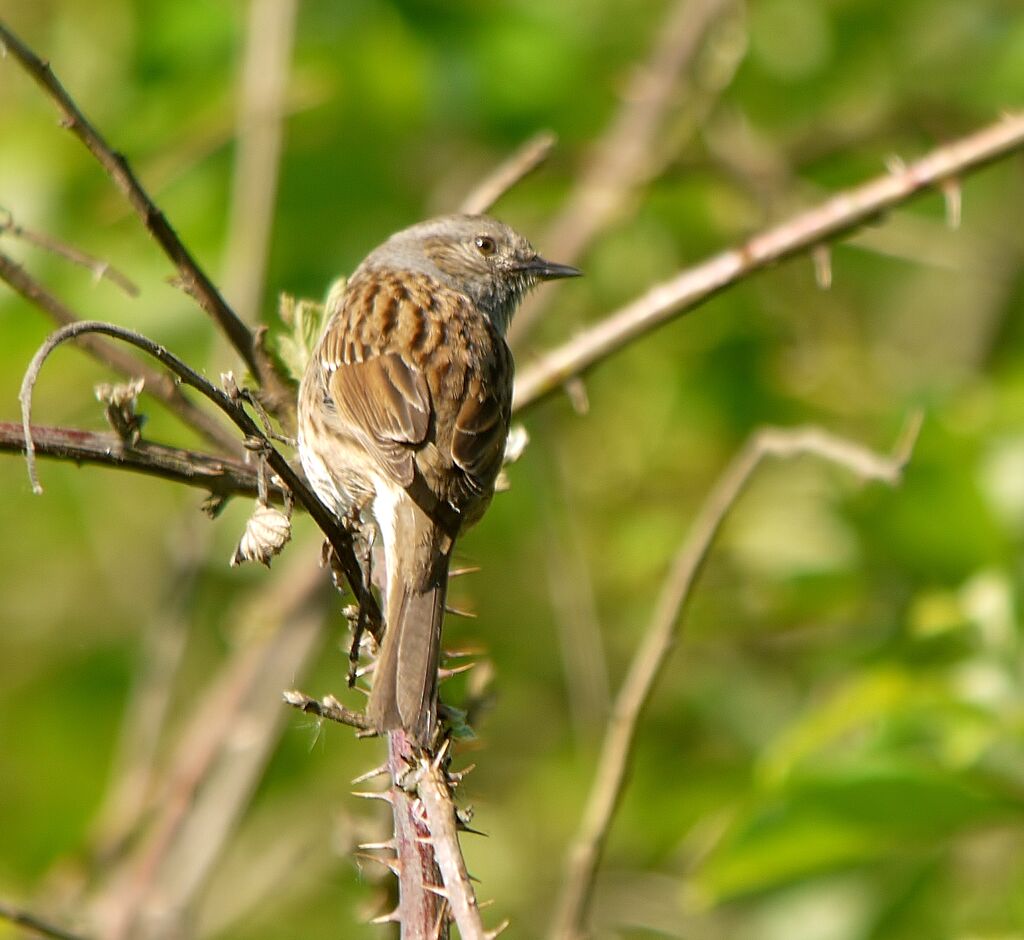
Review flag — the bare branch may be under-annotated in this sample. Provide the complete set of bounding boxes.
[548,414,923,940]
[514,112,1024,413]
[0,421,272,500]
[0,901,91,940]
[459,131,558,216]
[0,206,139,295]
[509,0,736,346]
[0,20,293,411]
[417,752,489,940]
[17,318,381,631]
[0,249,239,453]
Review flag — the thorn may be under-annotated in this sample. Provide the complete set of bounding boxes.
[448,763,476,785]
[486,919,511,939]
[351,790,394,804]
[444,603,477,619]
[941,177,962,230]
[358,840,396,851]
[438,662,477,682]
[456,823,488,837]
[354,852,402,875]
[811,243,832,290]
[432,737,451,769]
[423,883,449,900]
[884,153,906,175]
[415,835,434,845]
[443,647,486,660]
[370,907,400,925]
[564,376,589,415]
[351,764,389,785]
[449,565,481,579]
[479,898,495,909]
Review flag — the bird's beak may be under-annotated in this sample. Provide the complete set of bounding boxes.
[515,255,583,280]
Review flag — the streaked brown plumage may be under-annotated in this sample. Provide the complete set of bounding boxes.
[298,214,579,744]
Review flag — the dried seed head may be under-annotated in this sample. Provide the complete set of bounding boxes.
[230,503,292,567]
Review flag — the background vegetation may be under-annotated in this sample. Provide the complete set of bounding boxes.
[2,0,1024,937]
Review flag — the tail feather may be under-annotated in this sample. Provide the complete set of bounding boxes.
[367,493,450,744]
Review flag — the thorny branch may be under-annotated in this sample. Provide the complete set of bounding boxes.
[548,415,923,940]
[0,249,239,453]
[0,20,294,416]
[513,111,1024,412]
[417,747,507,940]
[17,318,381,633]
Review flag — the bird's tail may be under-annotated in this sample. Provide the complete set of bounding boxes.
[367,493,451,745]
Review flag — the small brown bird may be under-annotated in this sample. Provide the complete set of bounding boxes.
[298,214,579,744]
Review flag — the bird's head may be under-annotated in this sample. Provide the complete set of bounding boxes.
[364,214,580,334]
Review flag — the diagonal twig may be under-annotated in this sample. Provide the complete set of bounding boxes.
[0,205,139,296]
[513,112,1024,413]
[548,414,923,939]
[0,20,293,411]
[509,0,736,347]
[0,249,239,453]
[459,131,558,216]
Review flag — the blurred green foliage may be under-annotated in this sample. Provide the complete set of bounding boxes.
[2,1,1024,938]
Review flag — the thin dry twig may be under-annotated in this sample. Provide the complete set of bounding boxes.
[0,901,91,940]
[0,249,239,453]
[459,131,558,216]
[514,112,1024,413]
[548,414,923,940]
[16,318,381,631]
[509,0,736,346]
[0,20,293,410]
[0,206,139,295]
[282,689,370,730]
[0,421,273,501]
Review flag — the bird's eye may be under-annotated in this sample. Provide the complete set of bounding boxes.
[475,235,496,256]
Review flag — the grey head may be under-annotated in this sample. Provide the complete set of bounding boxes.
[357,214,580,335]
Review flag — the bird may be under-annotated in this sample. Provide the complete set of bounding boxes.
[297,214,580,745]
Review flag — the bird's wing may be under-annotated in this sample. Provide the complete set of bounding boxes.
[327,353,431,487]
[451,367,511,497]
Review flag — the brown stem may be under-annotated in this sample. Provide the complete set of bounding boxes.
[513,112,1024,413]
[0,421,270,500]
[547,415,923,939]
